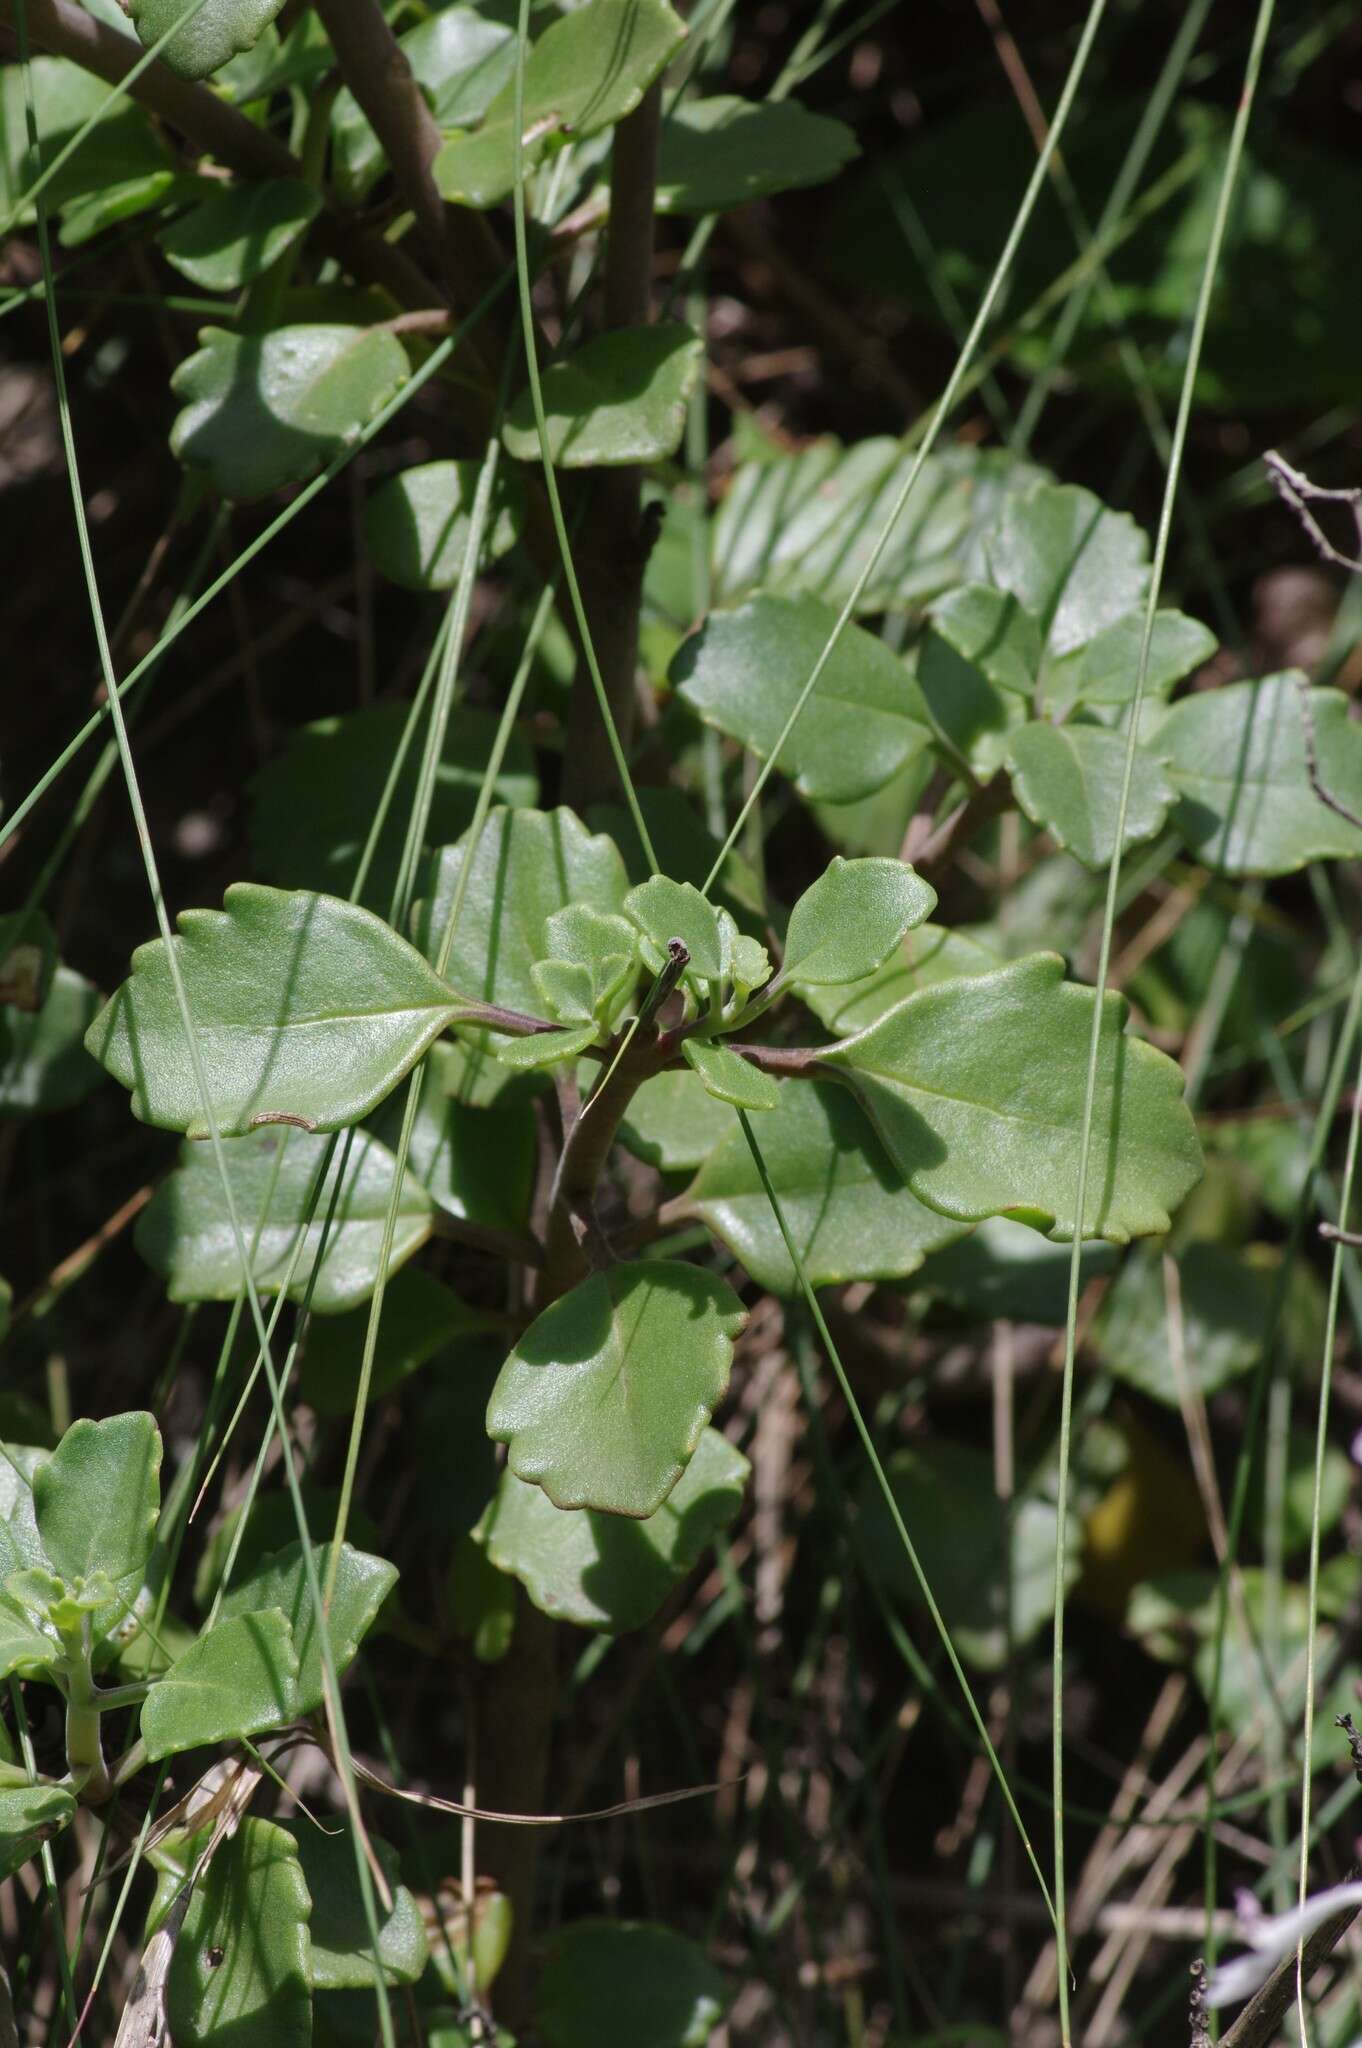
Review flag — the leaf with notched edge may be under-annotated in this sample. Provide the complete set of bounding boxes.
[86,884,462,1139]
[487,1262,747,1517]
[823,954,1202,1242]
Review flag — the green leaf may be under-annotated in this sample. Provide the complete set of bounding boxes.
[615,1069,734,1172]
[487,1261,747,1517]
[415,807,631,1020]
[536,1921,727,2048]
[34,1412,161,1585]
[915,616,1026,780]
[364,459,525,590]
[654,95,858,212]
[219,1539,397,1714]
[1006,721,1175,868]
[782,857,936,987]
[681,1039,778,1112]
[673,593,930,803]
[1039,608,1216,714]
[449,1533,517,1662]
[711,438,974,613]
[493,1023,600,1071]
[480,1426,748,1633]
[157,178,321,290]
[136,1126,432,1315]
[298,1268,491,1415]
[0,1781,74,1880]
[689,1079,963,1294]
[168,1819,311,2048]
[926,583,1043,697]
[369,1040,536,1232]
[129,0,287,81]
[86,883,462,1138]
[0,963,101,1115]
[624,876,724,984]
[171,325,409,502]
[1161,673,1362,875]
[535,906,639,1024]
[503,324,702,469]
[432,0,687,207]
[0,1599,59,1683]
[822,954,1203,1241]
[286,1822,428,1989]
[796,922,999,1036]
[331,7,515,202]
[142,1609,300,1760]
[914,1215,1116,1325]
[0,1445,50,1582]
[248,703,536,914]
[859,1441,1081,1670]
[988,481,1149,656]
[13,57,172,221]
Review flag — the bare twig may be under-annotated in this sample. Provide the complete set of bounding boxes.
[1265,448,1362,574]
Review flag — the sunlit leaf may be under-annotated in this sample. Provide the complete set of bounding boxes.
[219,1538,397,1714]
[988,481,1149,655]
[168,1819,311,2048]
[1006,720,1174,868]
[171,324,409,501]
[624,875,724,983]
[480,1427,748,1632]
[925,583,1042,697]
[415,807,631,1021]
[503,324,702,469]
[142,1609,299,1759]
[711,438,974,612]
[796,922,999,1036]
[781,857,936,987]
[487,1261,746,1517]
[87,884,462,1138]
[1161,673,1362,875]
[35,1411,160,1586]
[673,593,930,803]
[689,1079,963,1293]
[433,0,686,207]
[129,0,287,80]
[1039,608,1216,713]
[681,1039,778,1112]
[136,1127,432,1315]
[822,953,1202,1241]
[0,1781,74,1880]
[654,95,858,212]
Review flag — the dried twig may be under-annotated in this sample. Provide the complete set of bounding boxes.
[1265,449,1362,574]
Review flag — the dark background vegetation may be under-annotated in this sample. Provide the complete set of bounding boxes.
[6,2,1362,2042]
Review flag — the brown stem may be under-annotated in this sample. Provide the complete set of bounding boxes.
[726,1039,830,1075]
[426,1212,543,1268]
[560,85,663,813]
